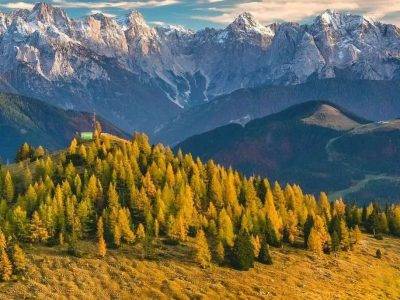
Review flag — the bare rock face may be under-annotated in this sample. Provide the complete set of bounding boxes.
[80,13,128,58]
[0,4,399,134]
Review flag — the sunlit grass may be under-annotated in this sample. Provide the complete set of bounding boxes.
[0,234,399,299]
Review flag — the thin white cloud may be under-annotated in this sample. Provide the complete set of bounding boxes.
[0,2,34,10]
[150,21,167,26]
[52,0,180,10]
[194,0,400,25]
[88,9,116,18]
[0,0,180,11]
[197,0,224,3]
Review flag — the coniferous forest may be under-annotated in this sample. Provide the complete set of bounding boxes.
[0,132,399,281]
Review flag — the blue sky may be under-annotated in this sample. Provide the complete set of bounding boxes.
[0,0,399,30]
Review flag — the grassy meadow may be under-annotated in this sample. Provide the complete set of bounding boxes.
[0,234,399,299]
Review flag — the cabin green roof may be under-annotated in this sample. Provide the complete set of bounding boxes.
[80,132,93,140]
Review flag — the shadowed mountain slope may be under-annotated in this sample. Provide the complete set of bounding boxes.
[155,79,400,145]
[0,93,128,161]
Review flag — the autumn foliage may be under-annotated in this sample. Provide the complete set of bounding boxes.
[0,134,399,275]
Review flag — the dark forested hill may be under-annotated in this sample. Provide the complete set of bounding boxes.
[0,93,128,161]
[176,101,400,203]
[155,79,400,145]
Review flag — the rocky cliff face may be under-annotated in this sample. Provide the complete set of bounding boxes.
[0,3,399,133]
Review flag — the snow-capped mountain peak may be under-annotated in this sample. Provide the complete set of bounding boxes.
[228,12,274,36]
[231,12,259,28]
[315,9,377,30]
[318,9,340,25]
[124,10,149,30]
[28,2,69,27]
[155,23,194,36]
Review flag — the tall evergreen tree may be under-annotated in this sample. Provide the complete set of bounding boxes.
[307,228,323,255]
[0,249,12,281]
[265,217,281,247]
[0,231,6,250]
[218,209,234,247]
[215,241,225,265]
[331,231,340,252]
[29,211,49,243]
[12,244,27,273]
[230,230,254,271]
[3,171,14,203]
[339,219,351,250]
[194,229,211,268]
[258,237,273,265]
[303,215,314,247]
[97,217,107,258]
[263,189,282,238]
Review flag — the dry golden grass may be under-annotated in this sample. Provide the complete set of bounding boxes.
[0,234,399,299]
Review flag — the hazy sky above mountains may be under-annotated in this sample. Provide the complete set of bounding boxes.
[0,0,399,29]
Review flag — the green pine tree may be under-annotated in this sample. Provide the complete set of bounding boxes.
[230,230,254,271]
[258,238,273,265]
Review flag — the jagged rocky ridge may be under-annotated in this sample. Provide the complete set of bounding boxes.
[0,3,399,133]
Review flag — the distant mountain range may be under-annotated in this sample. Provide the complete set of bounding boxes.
[0,3,399,135]
[0,93,127,161]
[176,101,400,204]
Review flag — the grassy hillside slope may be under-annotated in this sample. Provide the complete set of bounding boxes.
[0,235,399,299]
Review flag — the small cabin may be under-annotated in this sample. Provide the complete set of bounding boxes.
[75,112,101,142]
[79,132,94,141]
